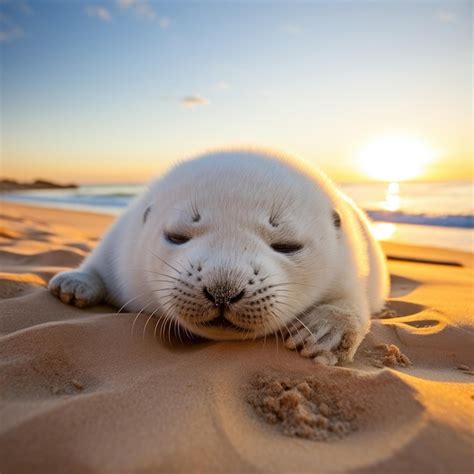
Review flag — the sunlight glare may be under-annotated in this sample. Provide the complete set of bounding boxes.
[358,136,436,182]
[371,222,397,241]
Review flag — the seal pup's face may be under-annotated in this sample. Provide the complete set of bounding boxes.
[139,152,340,341]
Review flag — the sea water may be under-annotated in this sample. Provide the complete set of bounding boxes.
[2,181,472,253]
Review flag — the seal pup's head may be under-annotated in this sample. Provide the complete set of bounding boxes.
[137,150,342,341]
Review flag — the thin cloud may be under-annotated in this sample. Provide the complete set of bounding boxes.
[0,25,23,42]
[181,96,209,108]
[132,1,155,21]
[436,9,456,23]
[0,0,32,42]
[18,1,33,15]
[116,0,135,8]
[216,81,230,90]
[85,5,112,22]
[280,23,302,36]
[0,0,33,15]
[116,0,169,27]
[157,16,170,29]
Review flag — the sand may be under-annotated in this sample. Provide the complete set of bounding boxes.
[0,202,473,473]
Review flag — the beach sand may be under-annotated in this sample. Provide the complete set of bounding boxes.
[1,202,473,473]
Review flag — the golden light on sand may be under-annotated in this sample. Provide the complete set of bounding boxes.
[358,136,436,182]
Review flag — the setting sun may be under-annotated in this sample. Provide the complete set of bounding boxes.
[358,136,437,182]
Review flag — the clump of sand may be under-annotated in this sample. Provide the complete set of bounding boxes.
[365,343,412,368]
[377,308,398,318]
[456,364,474,376]
[247,374,360,441]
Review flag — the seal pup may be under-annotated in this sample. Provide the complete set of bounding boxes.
[49,150,389,365]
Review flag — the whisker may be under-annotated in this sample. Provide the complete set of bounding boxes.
[131,300,154,337]
[160,310,172,342]
[293,315,314,338]
[150,287,178,293]
[156,305,174,342]
[174,318,184,344]
[147,249,182,275]
[143,305,162,339]
[146,279,180,286]
[259,273,277,283]
[274,299,299,310]
[116,291,151,315]
[269,309,287,349]
[269,282,320,289]
[138,269,184,284]
[167,314,174,345]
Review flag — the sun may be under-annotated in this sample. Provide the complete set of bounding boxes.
[358,136,436,182]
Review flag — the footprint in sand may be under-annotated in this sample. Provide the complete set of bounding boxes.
[0,227,23,240]
[0,214,24,222]
[0,273,46,299]
[0,350,93,400]
[0,249,85,267]
[389,274,421,297]
[64,242,92,252]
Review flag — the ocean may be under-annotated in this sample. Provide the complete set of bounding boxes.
[2,181,472,253]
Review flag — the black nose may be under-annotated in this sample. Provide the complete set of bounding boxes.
[203,287,245,306]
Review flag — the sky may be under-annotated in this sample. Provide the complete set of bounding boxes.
[1,0,472,184]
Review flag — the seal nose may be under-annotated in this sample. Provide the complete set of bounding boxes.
[203,287,245,306]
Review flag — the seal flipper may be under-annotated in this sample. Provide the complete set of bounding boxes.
[49,270,105,308]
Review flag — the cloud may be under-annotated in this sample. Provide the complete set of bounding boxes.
[0,25,23,42]
[280,23,302,35]
[18,1,33,15]
[116,0,135,8]
[116,0,169,27]
[85,5,112,22]
[157,16,170,29]
[181,96,209,108]
[436,9,456,23]
[0,0,32,42]
[216,81,230,90]
[0,0,33,14]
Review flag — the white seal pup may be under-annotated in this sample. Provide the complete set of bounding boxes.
[49,150,389,365]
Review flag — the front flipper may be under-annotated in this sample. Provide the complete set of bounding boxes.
[285,304,369,365]
[49,270,105,308]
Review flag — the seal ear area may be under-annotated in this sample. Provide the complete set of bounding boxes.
[332,210,342,229]
[143,205,152,224]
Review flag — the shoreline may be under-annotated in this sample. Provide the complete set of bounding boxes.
[2,201,473,262]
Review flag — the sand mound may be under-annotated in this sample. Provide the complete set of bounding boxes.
[0,273,46,299]
[247,374,359,440]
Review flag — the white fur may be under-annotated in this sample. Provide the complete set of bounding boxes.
[49,150,389,365]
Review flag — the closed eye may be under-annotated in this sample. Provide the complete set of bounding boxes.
[165,232,191,245]
[271,242,303,254]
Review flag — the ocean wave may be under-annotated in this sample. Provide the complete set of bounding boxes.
[3,191,473,229]
[1,194,131,208]
[366,210,474,229]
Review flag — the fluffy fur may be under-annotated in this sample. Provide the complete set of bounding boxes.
[49,150,389,365]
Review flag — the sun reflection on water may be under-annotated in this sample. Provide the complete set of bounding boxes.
[371,182,401,241]
[381,182,401,212]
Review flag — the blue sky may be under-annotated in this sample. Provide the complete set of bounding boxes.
[1,0,472,183]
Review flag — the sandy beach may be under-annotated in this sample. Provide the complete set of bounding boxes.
[0,202,473,473]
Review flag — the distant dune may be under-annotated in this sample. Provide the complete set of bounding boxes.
[0,179,78,192]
